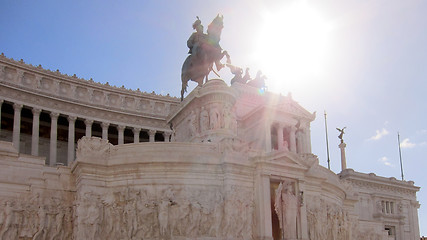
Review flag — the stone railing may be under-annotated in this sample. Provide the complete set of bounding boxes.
[0,53,180,119]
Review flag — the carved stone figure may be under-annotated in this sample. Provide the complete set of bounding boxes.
[158,199,171,237]
[32,205,48,240]
[209,106,221,130]
[0,201,14,239]
[275,182,299,239]
[336,127,346,142]
[228,64,246,85]
[247,70,266,89]
[200,107,209,132]
[188,111,198,137]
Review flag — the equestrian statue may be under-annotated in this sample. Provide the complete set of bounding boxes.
[181,15,230,101]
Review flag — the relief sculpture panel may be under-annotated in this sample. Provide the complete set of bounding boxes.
[73,185,254,240]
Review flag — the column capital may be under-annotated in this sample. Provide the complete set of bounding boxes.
[13,103,23,110]
[84,119,94,125]
[50,112,60,119]
[133,127,141,134]
[117,125,126,131]
[290,125,298,132]
[0,99,3,104]
[163,132,171,142]
[67,115,77,122]
[101,122,110,129]
[148,129,156,135]
[32,108,42,115]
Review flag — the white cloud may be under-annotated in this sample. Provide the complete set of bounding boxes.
[417,129,427,135]
[378,156,394,167]
[400,138,416,148]
[369,128,389,140]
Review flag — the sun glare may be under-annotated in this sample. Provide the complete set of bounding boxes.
[252,2,334,95]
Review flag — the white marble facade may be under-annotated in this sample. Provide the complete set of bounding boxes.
[0,55,421,240]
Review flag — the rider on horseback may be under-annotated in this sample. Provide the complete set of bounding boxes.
[181,15,230,101]
[187,16,226,71]
[187,17,206,57]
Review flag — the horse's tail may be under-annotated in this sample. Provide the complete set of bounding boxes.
[181,56,192,101]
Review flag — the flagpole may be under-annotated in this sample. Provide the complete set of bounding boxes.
[324,111,331,170]
[397,132,404,181]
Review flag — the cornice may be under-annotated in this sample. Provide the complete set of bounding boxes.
[0,53,180,101]
[339,169,419,196]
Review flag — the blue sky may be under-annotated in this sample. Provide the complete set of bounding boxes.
[1,0,426,235]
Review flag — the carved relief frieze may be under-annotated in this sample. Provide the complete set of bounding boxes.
[154,102,165,115]
[124,96,136,110]
[59,81,71,97]
[90,89,104,104]
[0,190,74,240]
[73,184,254,240]
[22,72,36,87]
[4,66,17,82]
[75,86,89,101]
[40,77,54,92]
[138,99,152,113]
[306,195,355,240]
[107,93,120,107]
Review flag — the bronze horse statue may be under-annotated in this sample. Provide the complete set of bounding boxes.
[181,15,229,101]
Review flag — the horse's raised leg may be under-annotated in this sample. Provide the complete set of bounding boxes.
[180,88,184,102]
[181,79,188,102]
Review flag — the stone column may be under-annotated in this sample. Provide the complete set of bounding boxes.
[31,108,42,156]
[12,103,23,151]
[101,122,110,140]
[289,126,297,153]
[255,173,273,240]
[67,116,76,165]
[0,100,3,136]
[339,142,347,171]
[85,119,93,137]
[305,126,312,153]
[50,112,59,166]
[148,129,156,142]
[277,124,284,150]
[133,128,141,143]
[118,125,125,145]
[265,122,272,152]
[163,132,171,142]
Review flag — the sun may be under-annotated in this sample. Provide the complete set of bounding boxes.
[252,2,334,95]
